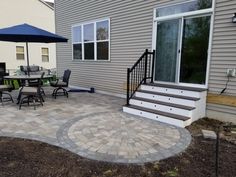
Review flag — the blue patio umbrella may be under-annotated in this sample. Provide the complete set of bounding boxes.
[0,23,68,75]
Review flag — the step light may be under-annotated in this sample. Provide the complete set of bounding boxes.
[232,13,236,23]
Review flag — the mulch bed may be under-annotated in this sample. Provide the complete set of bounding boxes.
[0,118,235,177]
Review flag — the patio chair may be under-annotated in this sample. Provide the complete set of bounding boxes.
[20,65,45,95]
[19,72,45,110]
[0,72,14,105]
[50,69,71,99]
[20,65,28,75]
[28,80,45,95]
[0,84,14,106]
[20,65,41,75]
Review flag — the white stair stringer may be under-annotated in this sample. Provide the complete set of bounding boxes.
[192,91,207,122]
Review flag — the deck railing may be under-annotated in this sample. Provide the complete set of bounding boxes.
[126,49,155,105]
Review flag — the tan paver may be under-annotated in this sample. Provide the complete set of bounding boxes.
[0,88,191,163]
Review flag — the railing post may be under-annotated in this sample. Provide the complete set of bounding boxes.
[127,68,130,105]
[151,50,155,83]
[144,49,148,84]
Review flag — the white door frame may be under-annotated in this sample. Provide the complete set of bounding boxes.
[152,0,215,88]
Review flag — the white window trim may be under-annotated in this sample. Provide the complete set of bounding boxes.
[42,47,49,62]
[152,0,215,88]
[72,18,110,61]
[154,0,214,22]
[16,46,25,60]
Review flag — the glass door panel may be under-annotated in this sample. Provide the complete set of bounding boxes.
[155,19,180,82]
[179,16,210,84]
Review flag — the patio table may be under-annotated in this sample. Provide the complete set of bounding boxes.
[4,74,53,80]
[4,74,53,104]
[4,74,53,88]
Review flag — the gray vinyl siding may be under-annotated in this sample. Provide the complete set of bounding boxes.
[209,0,236,95]
[207,0,236,117]
[207,103,236,115]
[55,0,173,95]
[55,0,236,119]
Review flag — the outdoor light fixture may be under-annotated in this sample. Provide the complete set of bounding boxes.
[232,13,236,23]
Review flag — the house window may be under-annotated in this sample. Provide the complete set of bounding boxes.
[42,48,49,62]
[84,23,94,60]
[96,20,109,60]
[72,26,82,59]
[72,18,110,61]
[16,46,24,60]
[156,0,212,17]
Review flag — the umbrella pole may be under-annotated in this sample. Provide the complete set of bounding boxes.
[26,42,30,76]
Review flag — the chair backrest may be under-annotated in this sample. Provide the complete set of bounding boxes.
[20,65,28,74]
[40,72,45,79]
[0,77,3,85]
[37,72,45,93]
[30,65,40,72]
[62,69,71,86]
[0,72,9,85]
[0,62,6,77]
[20,65,40,75]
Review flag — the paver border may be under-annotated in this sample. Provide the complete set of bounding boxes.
[57,112,192,164]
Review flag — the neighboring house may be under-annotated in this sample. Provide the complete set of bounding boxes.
[55,0,236,126]
[0,0,56,72]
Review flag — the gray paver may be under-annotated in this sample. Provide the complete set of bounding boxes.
[0,88,191,164]
[202,129,217,139]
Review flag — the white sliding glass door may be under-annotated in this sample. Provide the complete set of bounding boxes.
[153,0,214,87]
[180,16,211,84]
[155,19,180,83]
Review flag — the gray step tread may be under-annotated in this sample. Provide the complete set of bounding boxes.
[124,105,190,121]
[144,83,207,92]
[137,90,200,101]
[131,96,195,110]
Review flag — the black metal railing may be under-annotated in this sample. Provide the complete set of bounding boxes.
[126,49,155,105]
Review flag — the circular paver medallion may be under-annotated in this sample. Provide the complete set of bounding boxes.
[65,112,191,163]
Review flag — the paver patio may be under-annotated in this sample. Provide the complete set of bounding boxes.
[0,89,191,164]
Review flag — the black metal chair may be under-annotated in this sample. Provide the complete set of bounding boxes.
[0,72,14,105]
[20,65,43,90]
[0,84,14,106]
[19,72,45,110]
[50,69,71,99]
[28,73,46,96]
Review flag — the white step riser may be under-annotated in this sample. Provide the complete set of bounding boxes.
[135,92,196,107]
[130,99,192,117]
[123,106,186,128]
[141,85,201,98]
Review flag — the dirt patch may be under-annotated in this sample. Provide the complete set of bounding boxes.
[0,118,235,177]
[187,118,236,144]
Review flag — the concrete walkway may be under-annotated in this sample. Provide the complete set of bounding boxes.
[0,90,191,164]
